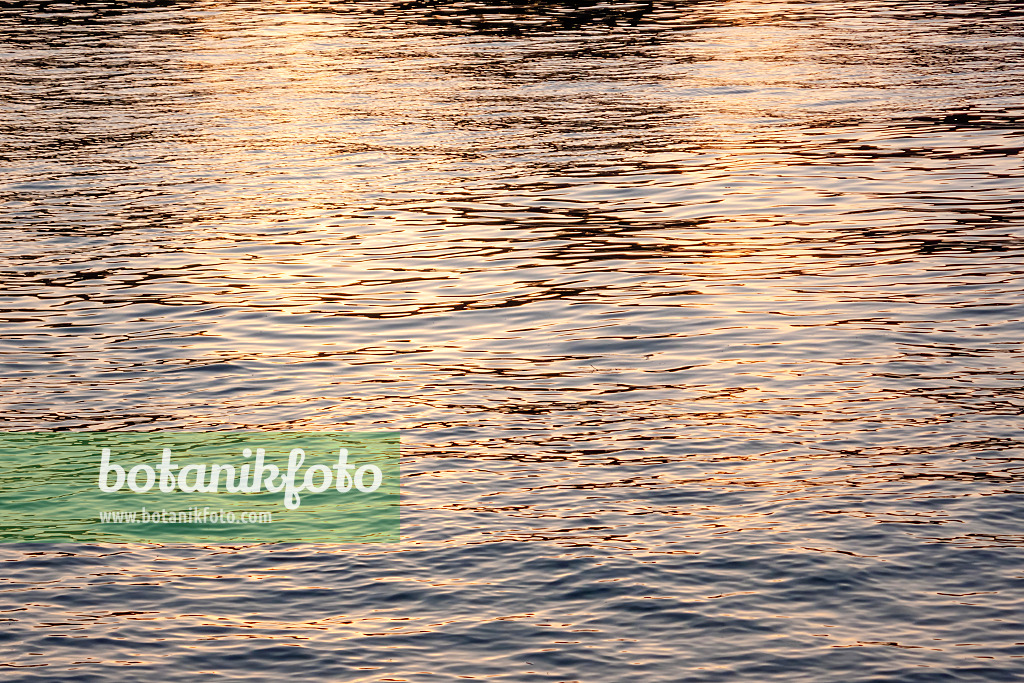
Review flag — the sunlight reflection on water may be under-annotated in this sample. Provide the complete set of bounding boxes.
[1,0,1023,680]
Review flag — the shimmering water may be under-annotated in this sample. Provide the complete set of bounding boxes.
[2,0,1024,680]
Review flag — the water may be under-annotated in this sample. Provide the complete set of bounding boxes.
[2,0,1023,680]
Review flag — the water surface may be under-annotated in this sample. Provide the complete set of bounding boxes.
[1,0,1023,680]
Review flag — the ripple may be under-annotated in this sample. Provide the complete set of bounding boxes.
[2,0,1024,680]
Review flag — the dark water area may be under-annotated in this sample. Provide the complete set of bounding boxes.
[2,0,1024,680]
